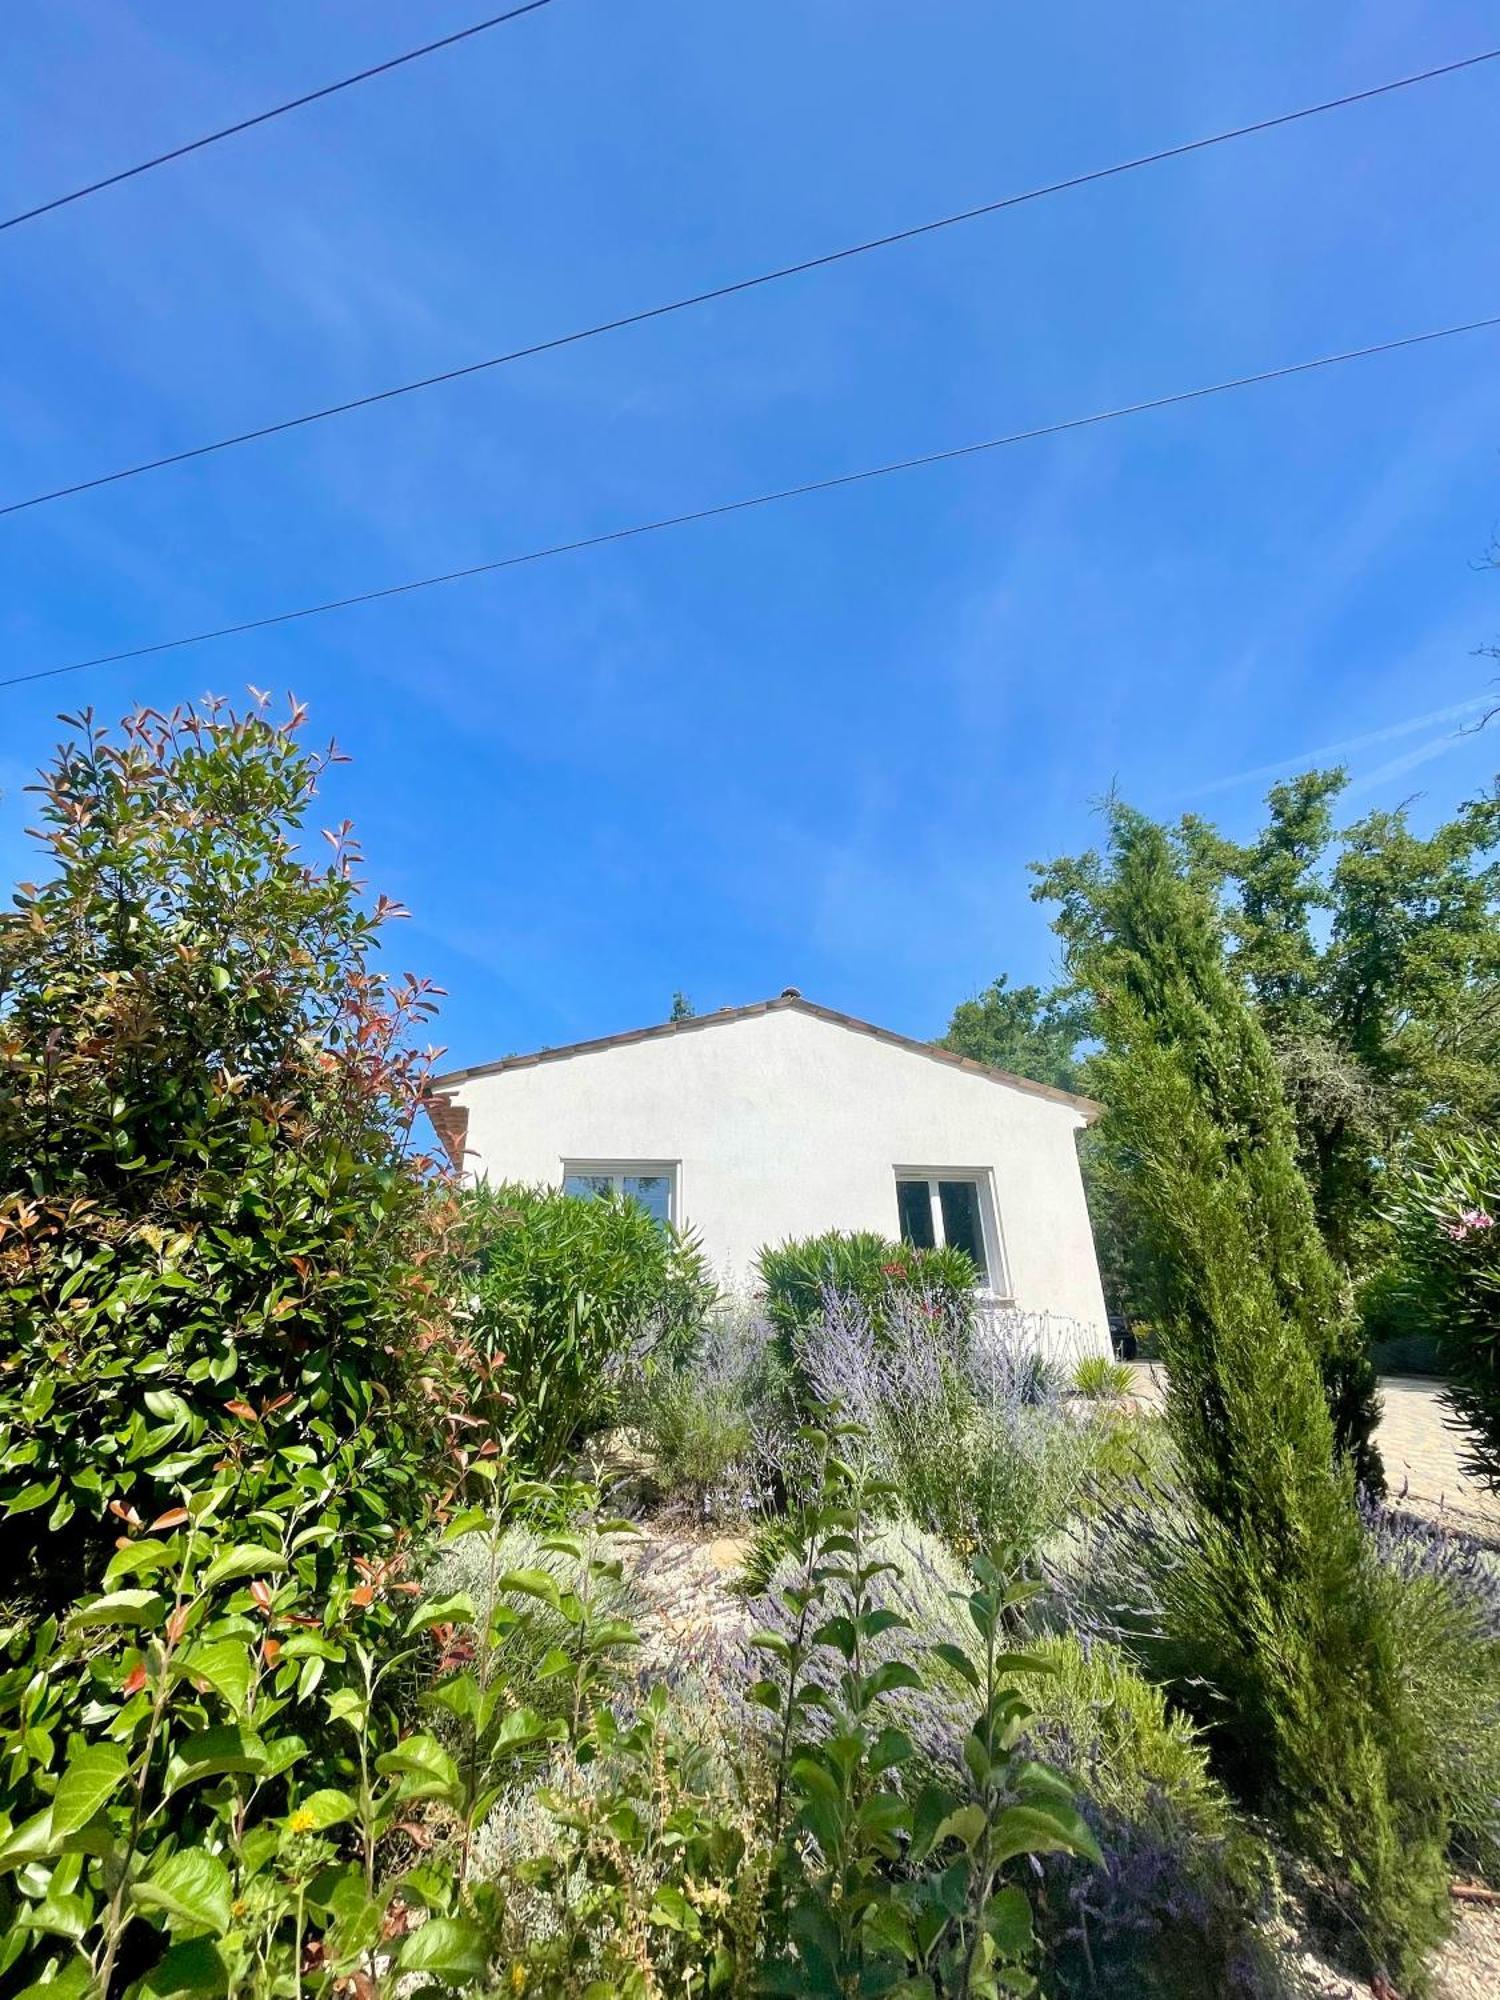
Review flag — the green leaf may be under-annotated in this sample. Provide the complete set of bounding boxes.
[927,1641,980,1690]
[287,1788,356,1833]
[65,1589,164,1632]
[199,1544,285,1591]
[5,1479,61,1517]
[142,1937,230,1997]
[376,1734,459,1801]
[165,1725,267,1797]
[932,1804,987,1851]
[12,1955,94,2000]
[0,1808,57,1875]
[988,1801,1102,1869]
[495,1567,562,1611]
[405,1592,476,1635]
[175,1638,252,1715]
[397,1916,489,1983]
[19,1889,93,1940]
[52,1744,131,1836]
[132,1849,234,1933]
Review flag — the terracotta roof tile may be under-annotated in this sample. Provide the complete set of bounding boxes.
[426,994,1102,1120]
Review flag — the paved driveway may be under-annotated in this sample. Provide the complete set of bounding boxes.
[1130,1364,1500,1531]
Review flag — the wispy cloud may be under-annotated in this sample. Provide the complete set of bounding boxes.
[1181,690,1497,801]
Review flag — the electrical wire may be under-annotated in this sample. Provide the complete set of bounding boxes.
[4,312,1495,692]
[4,45,1496,519]
[0,0,561,235]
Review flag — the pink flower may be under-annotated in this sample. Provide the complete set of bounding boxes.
[1443,1208,1495,1242]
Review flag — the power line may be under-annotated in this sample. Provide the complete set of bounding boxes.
[4,46,1495,521]
[0,0,561,236]
[5,313,1495,693]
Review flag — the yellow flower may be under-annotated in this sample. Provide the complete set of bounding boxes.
[287,1807,317,1834]
[509,1964,527,1994]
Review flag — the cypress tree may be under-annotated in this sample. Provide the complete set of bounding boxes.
[1039,806,1446,1987]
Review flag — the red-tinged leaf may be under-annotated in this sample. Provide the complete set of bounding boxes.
[250,1580,273,1614]
[262,1393,294,1414]
[150,1507,190,1531]
[166,1604,191,1644]
[394,1822,434,1850]
[224,1400,258,1423]
[110,1500,141,1526]
[349,1586,374,1608]
[261,1637,282,1665]
[123,1662,148,1696]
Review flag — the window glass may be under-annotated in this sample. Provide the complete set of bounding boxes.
[564,1173,616,1201]
[896,1178,936,1249]
[621,1173,671,1228]
[563,1167,674,1230]
[939,1179,988,1283]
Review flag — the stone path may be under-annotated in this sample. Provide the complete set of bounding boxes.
[1130,1363,1500,1533]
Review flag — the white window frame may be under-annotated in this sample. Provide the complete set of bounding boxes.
[892,1166,1011,1299]
[560,1159,680,1227]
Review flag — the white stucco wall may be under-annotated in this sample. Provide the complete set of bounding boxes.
[442,1007,1108,1346]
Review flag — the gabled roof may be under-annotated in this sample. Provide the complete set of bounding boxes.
[428,991,1103,1120]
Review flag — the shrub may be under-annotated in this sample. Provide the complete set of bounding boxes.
[0,697,486,1992]
[757,1228,976,1346]
[791,1288,1128,1571]
[753,1519,1274,1999]
[1073,1353,1135,1399]
[460,1179,715,1473]
[1388,1131,1500,1488]
[1040,805,1447,1989]
[0,699,464,1610]
[629,1304,780,1519]
[1364,1499,1500,1882]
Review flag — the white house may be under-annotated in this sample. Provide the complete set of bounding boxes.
[426,990,1109,1343]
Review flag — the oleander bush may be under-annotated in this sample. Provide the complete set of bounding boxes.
[1388,1131,1500,1490]
[757,1227,976,1353]
[458,1178,715,1475]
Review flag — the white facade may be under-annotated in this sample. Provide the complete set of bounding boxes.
[430,996,1109,1344]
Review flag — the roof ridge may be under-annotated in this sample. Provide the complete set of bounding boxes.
[427,994,1102,1120]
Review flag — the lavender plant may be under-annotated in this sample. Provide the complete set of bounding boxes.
[793,1289,1133,1571]
[1362,1498,1500,1882]
[629,1304,785,1522]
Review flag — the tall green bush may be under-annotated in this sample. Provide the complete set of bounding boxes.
[0,697,481,1991]
[0,699,463,1610]
[758,1229,975,1343]
[1038,805,1447,1988]
[460,1180,714,1473]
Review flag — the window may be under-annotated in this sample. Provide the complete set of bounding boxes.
[893,1171,1005,1291]
[561,1162,676,1229]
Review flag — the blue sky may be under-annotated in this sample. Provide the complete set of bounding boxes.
[2,0,1497,1067]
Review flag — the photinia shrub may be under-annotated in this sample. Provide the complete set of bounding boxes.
[0,697,476,1610]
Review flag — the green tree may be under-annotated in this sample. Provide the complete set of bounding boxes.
[938,974,1089,1091]
[1037,806,1380,1481]
[1182,769,1500,1274]
[1037,804,1446,1986]
[670,989,696,1020]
